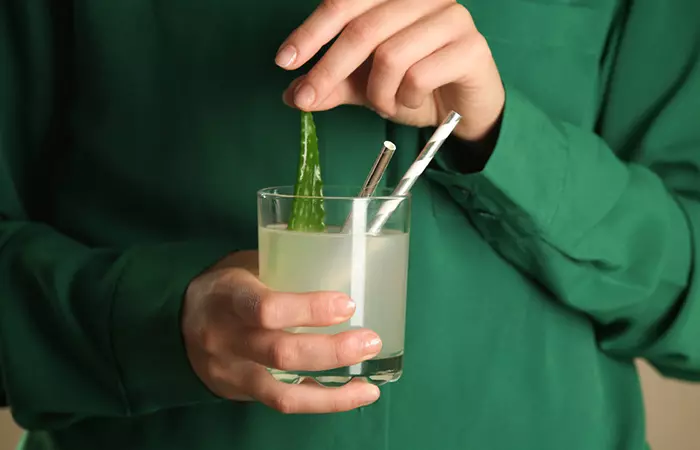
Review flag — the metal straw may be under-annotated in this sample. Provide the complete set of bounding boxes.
[341,141,396,232]
[368,111,462,234]
[358,141,396,198]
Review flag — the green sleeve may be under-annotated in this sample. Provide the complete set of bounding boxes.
[431,1,700,380]
[0,4,228,430]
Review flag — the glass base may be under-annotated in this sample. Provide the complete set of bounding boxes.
[269,354,403,387]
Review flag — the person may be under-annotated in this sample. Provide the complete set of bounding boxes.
[1,0,698,449]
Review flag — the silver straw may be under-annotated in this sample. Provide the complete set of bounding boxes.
[368,111,462,234]
[342,141,396,232]
[358,141,396,198]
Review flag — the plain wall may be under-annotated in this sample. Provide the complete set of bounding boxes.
[0,361,698,450]
[638,361,700,450]
[0,412,21,450]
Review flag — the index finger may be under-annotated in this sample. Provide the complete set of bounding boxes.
[233,287,357,330]
[275,0,383,70]
[286,0,448,110]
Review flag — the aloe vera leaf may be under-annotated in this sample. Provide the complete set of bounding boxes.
[288,111,326,232]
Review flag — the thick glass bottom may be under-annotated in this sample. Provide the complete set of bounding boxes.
[269,354,403,387]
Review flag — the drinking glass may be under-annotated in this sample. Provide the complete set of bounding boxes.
[257,186,411,386]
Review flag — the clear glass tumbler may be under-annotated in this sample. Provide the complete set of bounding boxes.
[257,186,411,386]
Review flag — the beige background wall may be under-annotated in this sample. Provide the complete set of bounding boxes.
[0,411,21,450]
[639,361,700,450]
[0,361,698,450]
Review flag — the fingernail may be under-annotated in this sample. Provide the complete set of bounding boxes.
[333,297,356,318]
[359,385,381,406]
[275,45,297,68]
[294,83,316,109]
[362,333,382,357]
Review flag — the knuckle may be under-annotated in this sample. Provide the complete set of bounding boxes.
[322,0,348,14]
[198,328,222,355]
[231,281,265,319]
[214,271,235,294]
[216,266,247,288]
[450,2,474,23]
[344,18,375,43]
[307,294,334,323]
[183,311,220,355]
[404,67,426,93]
[471,33,493,61]
[366,80,394,115]
[272,393,298,415]
[333,342,347,367]
[256,293,279,328]
[369,86,389,109]
[373,45,399,72]
[269,339,298,370]
[236,329,256,357]
[206,360,230,385]
[333,336,355,366]
[367,92,395,117]
[306,63,334,93]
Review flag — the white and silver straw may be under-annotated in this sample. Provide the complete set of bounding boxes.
[368,111,462,234]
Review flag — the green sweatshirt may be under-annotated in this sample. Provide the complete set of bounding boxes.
[1,1,699,449]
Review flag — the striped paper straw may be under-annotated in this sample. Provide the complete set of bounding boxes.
[367,111,462,234]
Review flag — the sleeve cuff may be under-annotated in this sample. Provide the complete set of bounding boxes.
[428,84,628,243]
[469,86,568,232]
[111,241,234,414]
[434,86,567,227]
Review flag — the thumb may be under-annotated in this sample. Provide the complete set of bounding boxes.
[283,73,368,112]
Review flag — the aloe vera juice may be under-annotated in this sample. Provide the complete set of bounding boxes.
[258,224,408,386]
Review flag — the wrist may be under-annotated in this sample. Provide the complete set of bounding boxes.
[439,106,504,175]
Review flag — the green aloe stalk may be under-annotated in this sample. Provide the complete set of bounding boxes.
[288,111,326,232]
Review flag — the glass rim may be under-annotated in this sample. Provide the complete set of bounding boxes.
[257,185,412,201]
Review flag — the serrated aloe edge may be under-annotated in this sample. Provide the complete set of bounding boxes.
[287,111,326,232]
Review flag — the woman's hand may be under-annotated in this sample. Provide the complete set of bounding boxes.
[278,0,505,142]
[183,251,382,414]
